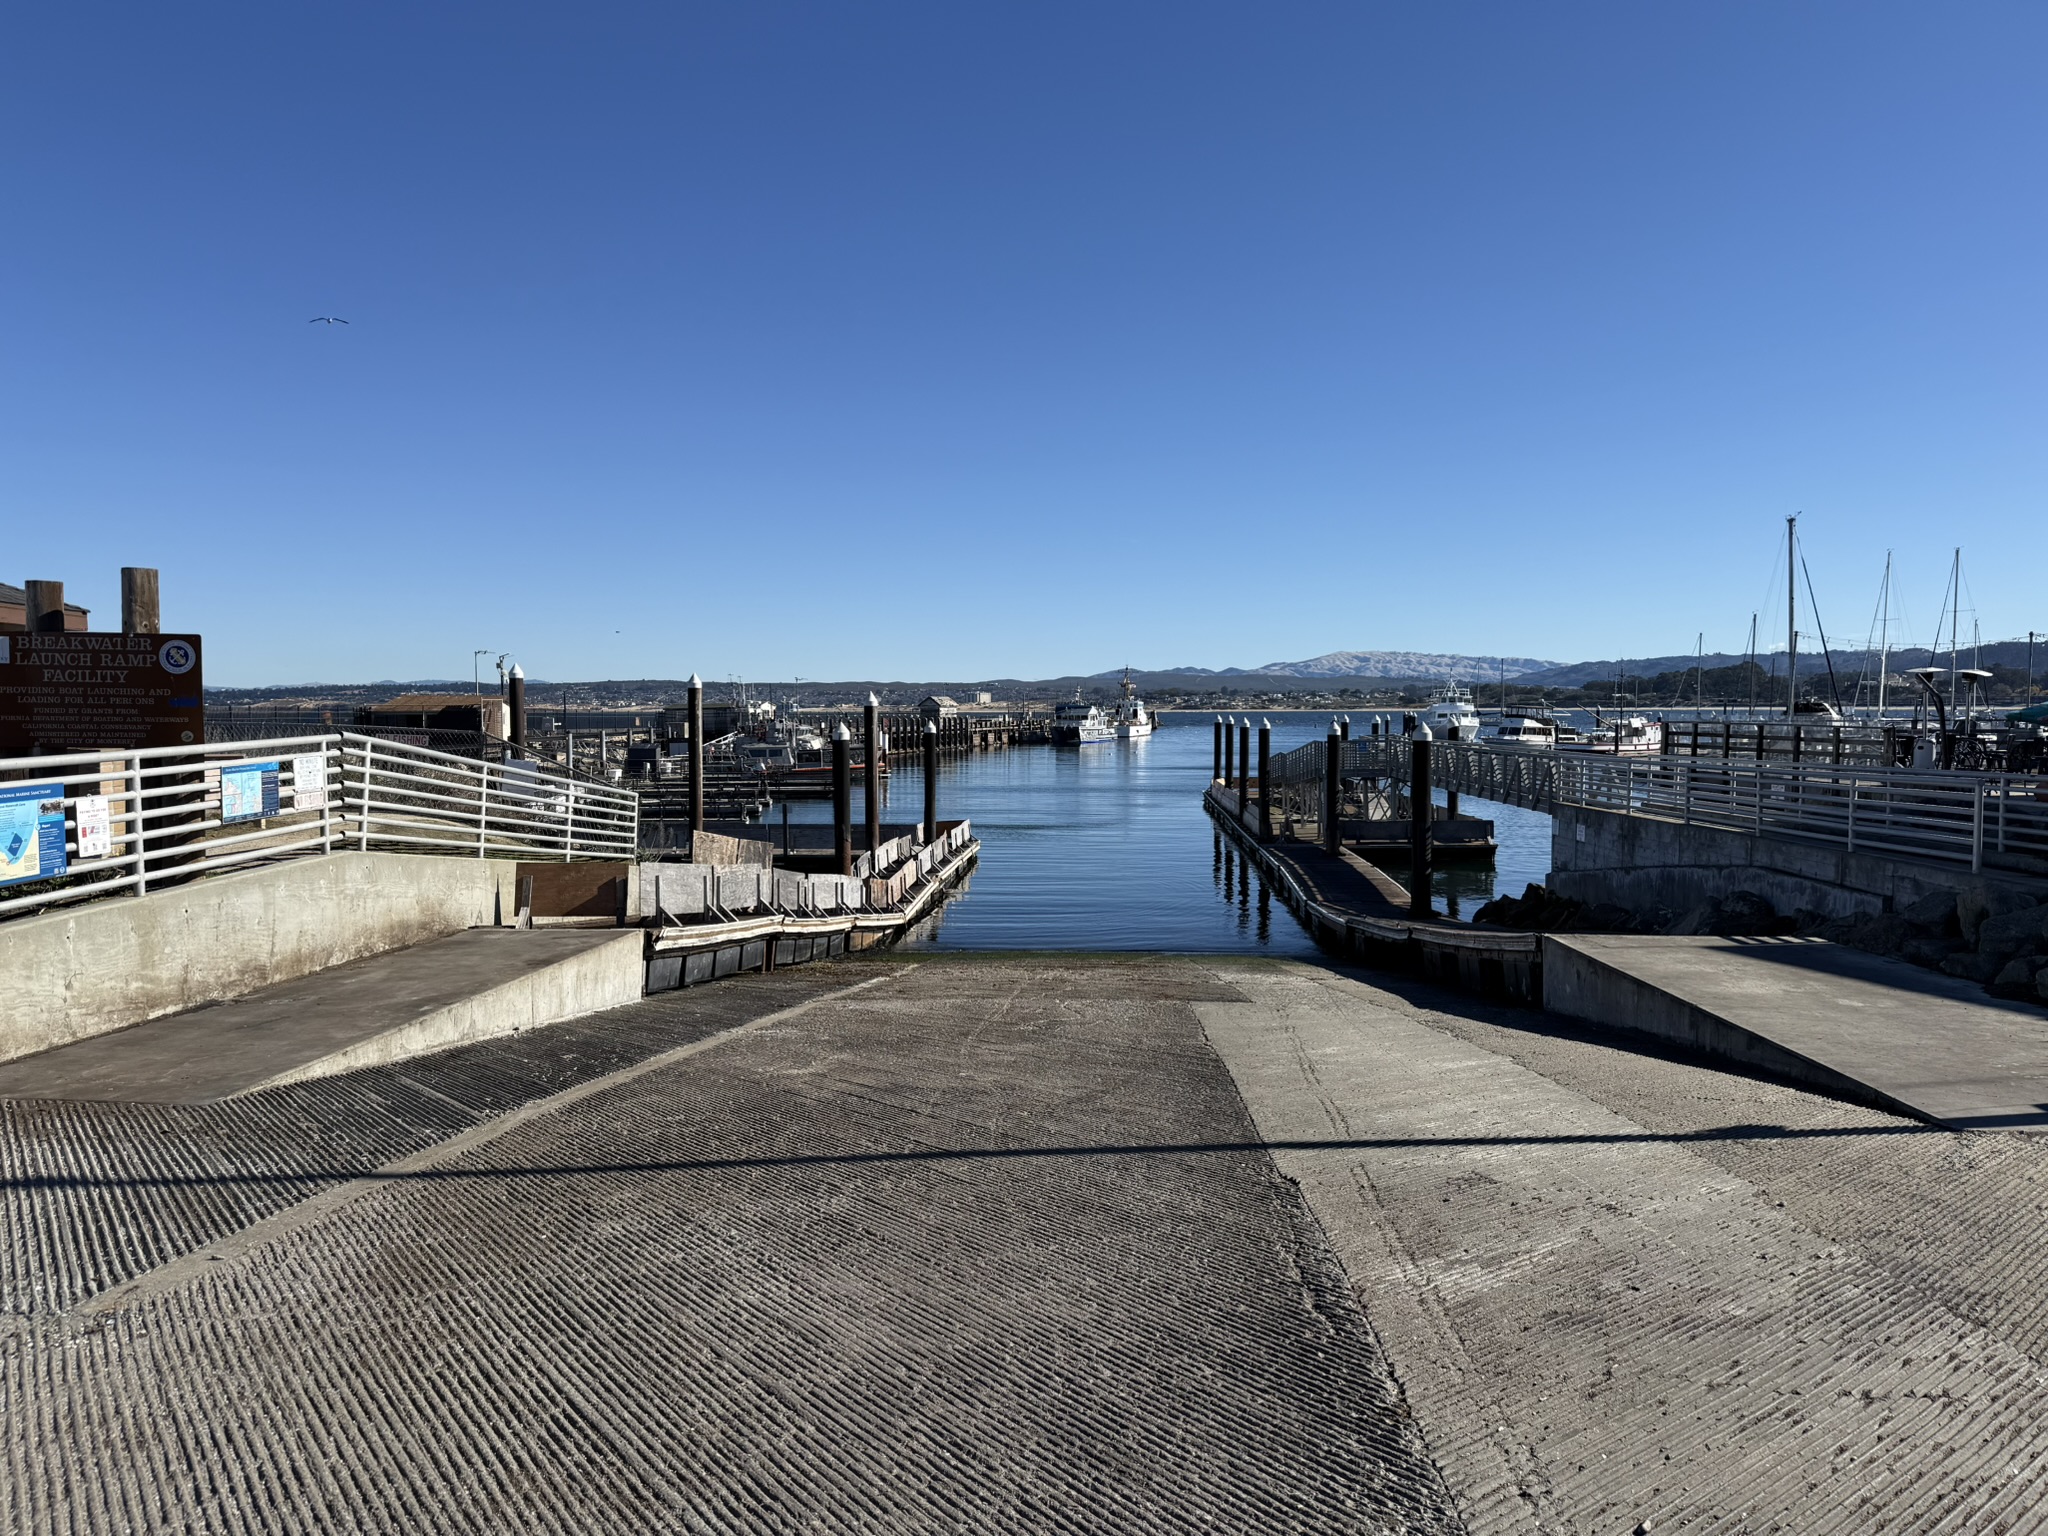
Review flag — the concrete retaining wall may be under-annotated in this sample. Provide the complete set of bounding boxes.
[1539,934,1926,1118]
[1550,803,2048,921]
[258,930,646,1091]
[1,853,520,1064]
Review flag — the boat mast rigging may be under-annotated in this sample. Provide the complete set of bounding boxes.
[1785,514,1799,719]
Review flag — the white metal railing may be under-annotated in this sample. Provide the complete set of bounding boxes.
[1317,737,2048,876]
[0,731,639,922]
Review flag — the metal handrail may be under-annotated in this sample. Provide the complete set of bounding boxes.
[1290,736,2048,876]
[0,731,640,922]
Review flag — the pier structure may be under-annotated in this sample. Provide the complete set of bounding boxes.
[1206,726,2048,1121]
[0,722,977,1075]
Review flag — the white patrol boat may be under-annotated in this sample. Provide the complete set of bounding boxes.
[1051,691,1114,744]
[1110,668,1153,739]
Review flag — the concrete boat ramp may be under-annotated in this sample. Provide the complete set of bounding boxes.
[18,953,2048,1532]
[1548,933,2048,1131]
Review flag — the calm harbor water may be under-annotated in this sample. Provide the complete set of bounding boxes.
[784,714,1553,952]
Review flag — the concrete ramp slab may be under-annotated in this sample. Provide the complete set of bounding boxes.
[0,927,644,1104]
[1545,933,2048,1130]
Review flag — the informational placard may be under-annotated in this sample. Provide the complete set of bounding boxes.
[0,633,204,755]
[0,781,68,889]
[221,761,280,823]
[291,753,328,811]
[75,795,112,860]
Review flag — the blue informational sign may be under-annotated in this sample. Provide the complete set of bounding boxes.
[221,761,281,824]
[0,781,68,889]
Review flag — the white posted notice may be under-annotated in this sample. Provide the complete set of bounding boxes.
[292,754,328,811]
[76,795,112,860]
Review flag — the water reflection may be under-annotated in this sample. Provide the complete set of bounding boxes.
[768,716,1550,951]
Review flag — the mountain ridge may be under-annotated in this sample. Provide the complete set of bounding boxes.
[1093,650,1562,684]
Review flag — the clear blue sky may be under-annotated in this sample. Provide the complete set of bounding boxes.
[6,3,2043,685]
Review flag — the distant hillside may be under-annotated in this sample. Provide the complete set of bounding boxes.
[1102,650,1561,684]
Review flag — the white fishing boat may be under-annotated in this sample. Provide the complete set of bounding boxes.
[1051,691,1114,744]
[1558,714,1664,755]
[1110,667,1153,739]
[1484,713,1559,751]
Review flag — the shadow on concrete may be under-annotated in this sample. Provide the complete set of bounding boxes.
[2,1121,1946,1193]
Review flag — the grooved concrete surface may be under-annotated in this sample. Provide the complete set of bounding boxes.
[4,958,1459,1536]
[13,954,2048,1532]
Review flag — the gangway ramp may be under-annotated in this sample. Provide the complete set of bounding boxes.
[1546,933,2048,1129]
[0,927,643,1103]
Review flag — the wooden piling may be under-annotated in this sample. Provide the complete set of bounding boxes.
[923,721,939,843]
[1409,731,1433,919]
[25,581,65,634]
[832,724,852,877]
[120,568,161,634]
[1323,720,1341,856]
[688,674,705,832]
[863,693,881,853]
[1257,720,1272,841]
[508,665,528,753]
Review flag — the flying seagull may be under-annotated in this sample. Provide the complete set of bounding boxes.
[308,316,349,325]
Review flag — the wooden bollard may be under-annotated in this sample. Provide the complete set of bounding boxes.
[923,721,939,843]
[1409,727,1433,919]
[1223,716,1235,787]
[1339,714,1351,743]
[1257,719,1272,841]
[1324,720,1341,855]
[832,723,852,876]
[1212,716,1223,782]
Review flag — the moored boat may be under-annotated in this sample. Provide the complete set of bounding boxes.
[1558,713,1664,755]
[1483,713,1559,751]
[1051,691,1114,744]
[1419,682,1482,740]
[1111,667,1153,739]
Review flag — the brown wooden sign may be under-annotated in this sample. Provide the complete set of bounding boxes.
[0,633,205,756]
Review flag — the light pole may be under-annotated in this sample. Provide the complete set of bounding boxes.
[473,650,492,711]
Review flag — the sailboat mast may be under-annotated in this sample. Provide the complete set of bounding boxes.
[1876,552,1891,719]
[1947,548,1961,717]
[1747,613,1758,718]
[1785,514,1799,719]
